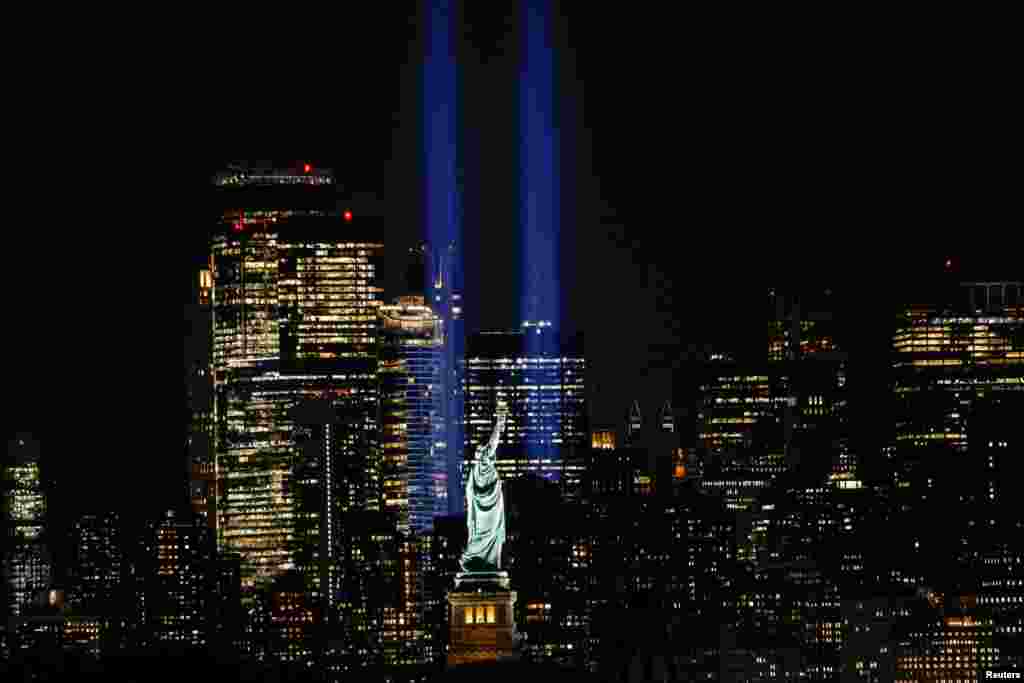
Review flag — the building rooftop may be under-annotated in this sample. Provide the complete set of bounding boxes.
[213,162,333,187]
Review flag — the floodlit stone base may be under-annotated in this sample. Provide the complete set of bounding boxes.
[447,574,518,667]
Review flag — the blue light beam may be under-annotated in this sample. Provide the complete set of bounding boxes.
[519,0,561,476]
[423,0,466,517]
[519,0,560,331]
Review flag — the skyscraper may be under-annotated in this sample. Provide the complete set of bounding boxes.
[68,512,123,613]
[3,434,50,618]
[378,293,445,536]
[139,509,216,649]
[773,290,852,479]
[427,241,465,516]
[887,280,1023,590]
[462,325,586,490]
[209,163,384,596]
[186,267,215,529]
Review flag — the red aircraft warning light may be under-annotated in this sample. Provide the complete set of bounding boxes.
[344,210,353,222]
[303,163,312,173]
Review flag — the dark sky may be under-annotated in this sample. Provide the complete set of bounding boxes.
[7,5,1017,561]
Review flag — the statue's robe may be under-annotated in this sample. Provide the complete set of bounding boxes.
[460,444,505,572]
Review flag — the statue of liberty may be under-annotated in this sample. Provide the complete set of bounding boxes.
[460,400,509,573]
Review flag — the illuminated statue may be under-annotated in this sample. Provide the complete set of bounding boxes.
[460,401,508,573]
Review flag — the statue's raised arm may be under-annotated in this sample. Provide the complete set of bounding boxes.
[482,401,508,460]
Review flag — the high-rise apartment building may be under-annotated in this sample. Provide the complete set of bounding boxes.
[266,569,316,663]
[68,512,123,613]
[328,511,402,672]
[138,509,216,649]
[461,326,586,489]
[3,434,51,618]
[209,164,384,596]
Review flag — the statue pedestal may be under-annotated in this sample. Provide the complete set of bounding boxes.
[454,571,510,591]
[447,572,518,667]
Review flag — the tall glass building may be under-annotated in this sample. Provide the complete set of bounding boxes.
[888,280,1023,590]
[378,294,445,536]
[426,241,465,516]
[890,280,1022,497]
[462,325,586,490]
[3,434,50,618]
[209,164,383,596]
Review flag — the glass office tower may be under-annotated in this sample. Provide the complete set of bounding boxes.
[427,242,465,516]
[462,325,587,490]
[890,281,1022,498]
[378,295,445,536]
[209,164,383,596]
[3,434,50,618]
[888,280,1023,593]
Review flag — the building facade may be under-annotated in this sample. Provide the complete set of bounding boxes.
[187,267,215,529]
[68,512,123,614]
[427,241,466,518]
[378,295,446,536]
[138,509,216,649]
[697,289,852,511]
[887,279,1023,663]
[461,326,586,491]
[377,291,445,667]
[209,164,384,596]
[889,281,1022,505]
[3,434,50,618]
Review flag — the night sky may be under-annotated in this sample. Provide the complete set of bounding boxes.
[7,5,1017,573]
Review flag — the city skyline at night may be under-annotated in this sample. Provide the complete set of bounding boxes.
[5,3,1022,680]
[8,257,1023,680]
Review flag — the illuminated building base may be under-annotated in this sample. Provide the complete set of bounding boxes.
[447,572,518,667]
